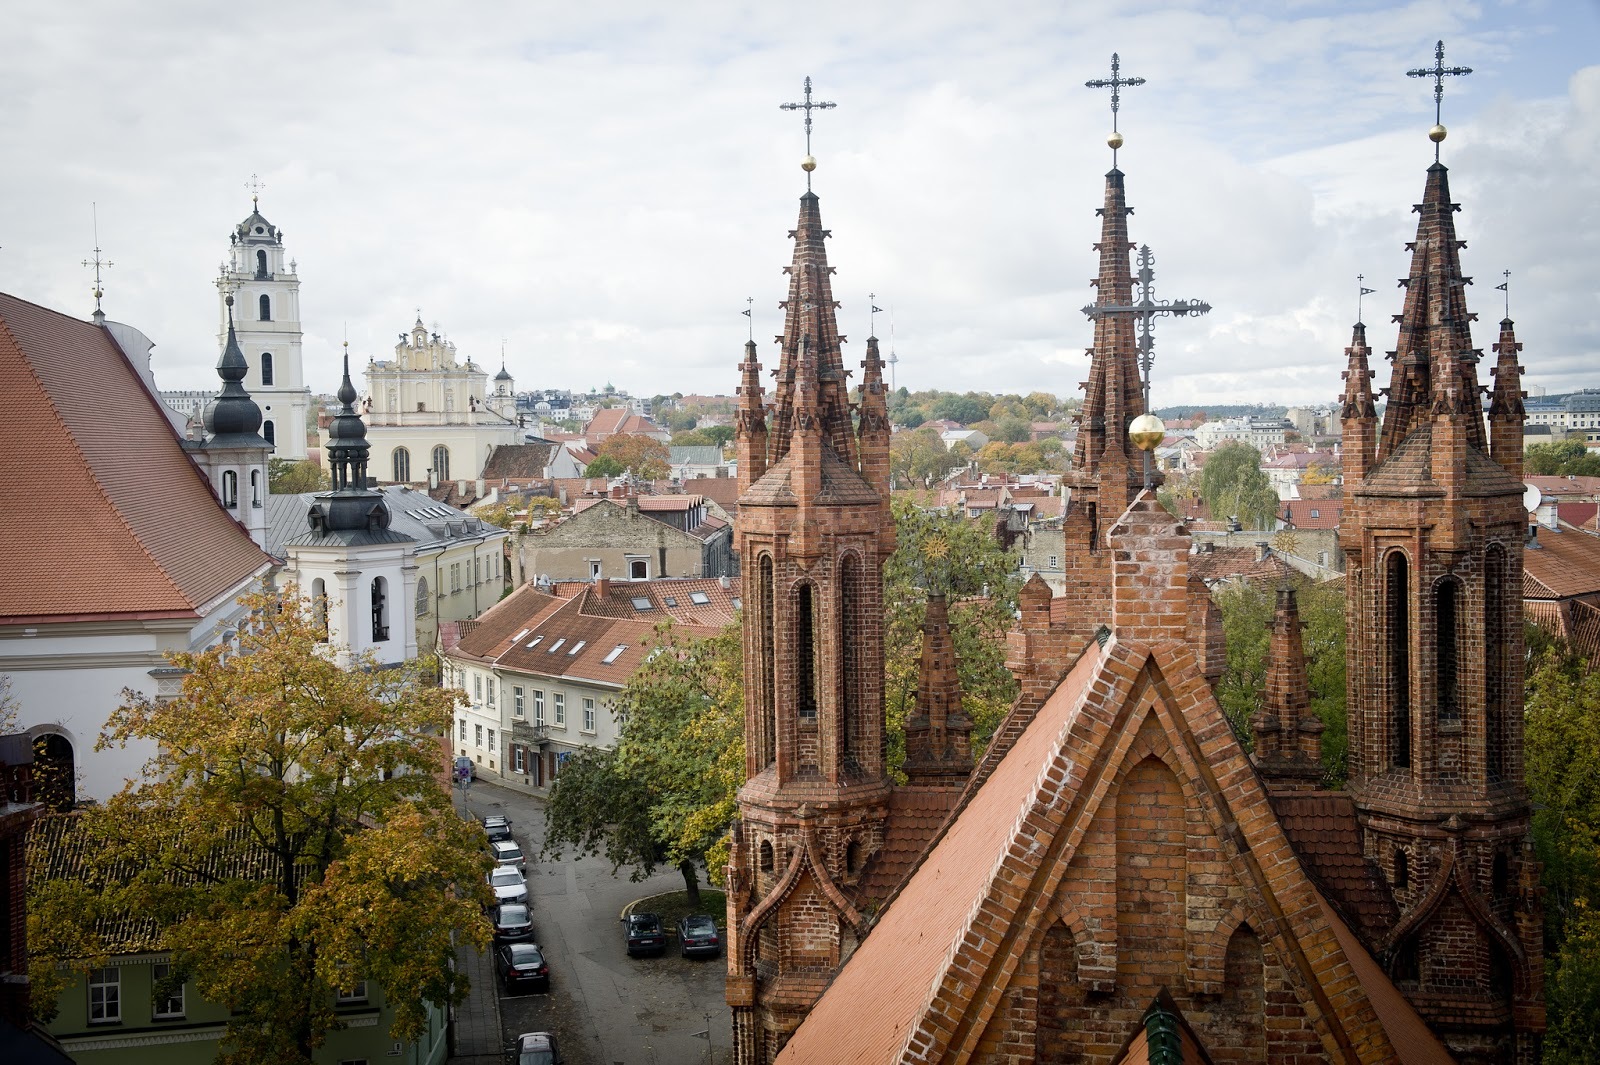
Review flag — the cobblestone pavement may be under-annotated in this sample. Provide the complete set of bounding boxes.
[451,778,731,1065]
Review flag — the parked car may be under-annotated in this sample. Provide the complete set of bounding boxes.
[491,902,535,943]
[497,944,552,994]
[507,1028,560,1061]
[483,816,514,844]
[488,865,529,906]
[454,756,474,782]
[491,838,527,874]
[624,911,667,956]
[677,913,721,958]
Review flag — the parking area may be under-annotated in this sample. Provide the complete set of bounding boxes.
[456,779,731,1065]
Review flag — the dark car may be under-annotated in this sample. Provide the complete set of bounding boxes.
[507,1029,560,1062]
[483,816,514,844]
[491,903,534,943]
[496,944,551,994]
[677,913,721,958]
[624,911,667,956]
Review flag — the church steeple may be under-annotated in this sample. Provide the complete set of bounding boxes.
[1339,320,1378,485]
[1487,316,1526,481]
[307,347,392,536]
[197,294,271,547]
[203,296,268,449]
[1250,586,1323,790]
[902,593,972,784]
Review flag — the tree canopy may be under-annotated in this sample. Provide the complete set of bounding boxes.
[1200,441,1281,530]
[584,454,626,478]
[1527,440,1600,478]
[597,433,670,480]
[29,588,489,1063]
[268,458,330,494]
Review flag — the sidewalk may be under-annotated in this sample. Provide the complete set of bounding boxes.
[450,937,503,1064]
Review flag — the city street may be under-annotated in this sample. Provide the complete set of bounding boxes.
[455,778,731,1065]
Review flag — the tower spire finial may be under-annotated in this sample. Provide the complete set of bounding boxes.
[1085,52,1146,166]
[742,296,754,342]
[1357,274,1376,323]
[245,172,266,208]
[1496,269,1511,319]
[1407,40,1472,162]
[81,202,113,323]
[780,76,836,190]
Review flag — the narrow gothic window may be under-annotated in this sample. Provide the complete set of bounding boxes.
[311,578,328,642]
[416,576,430,616]
[759,555,776,766]
[221,470,237,508]
[1394,848,1409,891]
[1485,544,1509,782]
[250,469,261,507]
[1386,551,1411,768]
[263,420,276,446]
[261,352,274,385]
[759,840,774,871]
[797,583,818,720]
[255,249,268,278]
[839,554,863,764]
[392,447,411,483]
[259,294,271,321]
[432,445,450,482]
[845,838,861,875]
[371,577,389,642]
[1435,579,1461,723]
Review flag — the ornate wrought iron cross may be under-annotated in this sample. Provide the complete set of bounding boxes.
[1081,244,1210,414]
[245,172,266,206]
[1085,53,1145,164]
[1407,40,1471,161]
[81,202,113,317]
[780,76,835,189]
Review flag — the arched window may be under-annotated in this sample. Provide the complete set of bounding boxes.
[839,554,864,765]
[796,583,818,720]
[845,838,861,875]
[371,577,389,642]
[250,469,261,507]
[431,445,450,482]
[1394,848,1409,891]
[1386,551,1410,769]
[758,555,776,767]
[416,577,430,616]
[1485,544,1509,783]
[261,352,274,386]
[32,733,75,811]
[263,420,276,447]
[311,578,328,642]
[255,249,268,278]
[392,447,411,483]
[258,294,271,321]
[221,470,238,508]
[759,840,774,871]
[1435,578,1461,723]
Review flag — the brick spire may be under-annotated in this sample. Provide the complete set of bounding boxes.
[1250,585,1323,789]
[769,190,854,470]
[903,593,972,783]
[735,339,769,485]
[858,335,894,552]
[1072,167,1144,514]
[1377,163,1485,460]
[1339,321,1378,484]
[1487,317,1526,481]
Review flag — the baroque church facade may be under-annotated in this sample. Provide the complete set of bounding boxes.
[725,67,1542,1065]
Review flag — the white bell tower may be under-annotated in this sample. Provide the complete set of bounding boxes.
[217,189,311,460]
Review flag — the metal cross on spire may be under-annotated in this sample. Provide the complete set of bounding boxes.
[1407,40,1471,161]
[742,296,754,341]
[780,76,835,190]
[1081,244,1210,482]
[1358,274,1376,323]
[245,173,266,206]
[81,202,113,321]
[1085,53,1146,165]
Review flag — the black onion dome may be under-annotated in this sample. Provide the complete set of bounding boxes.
[203,296,269,448]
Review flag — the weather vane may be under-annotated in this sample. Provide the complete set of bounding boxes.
[245,173,266,207]
[1358,274,1375,322]
[780,76,835,190]
[81,202,113,319]
[1407,40,1471,161]
[869,292,884,337]
[1085,53,1146,165]
[741,296,754,341]
[1496,270,1510,318]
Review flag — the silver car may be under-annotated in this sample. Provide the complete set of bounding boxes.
[488,865,528,906]
[491,838,527,874]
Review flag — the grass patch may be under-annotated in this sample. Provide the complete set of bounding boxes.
[622,888,728,932]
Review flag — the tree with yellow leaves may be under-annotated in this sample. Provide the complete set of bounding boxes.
[29,587,490,1064]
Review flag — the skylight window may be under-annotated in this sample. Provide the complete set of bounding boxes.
[511,628,530,643]
[526,636,544,648]
[631,597,654,610]
[567,640,586,656]
[689,591,711,605]
[1309,509,1320,518]
[663,596,678,607]
[602,645,627,664]
[548,638,566,653]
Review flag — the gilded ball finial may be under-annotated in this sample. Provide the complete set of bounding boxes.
[1429,123,1447,144]
[1107,131,1125,150]
[1129,413,1165,452]
[801,155,817,173]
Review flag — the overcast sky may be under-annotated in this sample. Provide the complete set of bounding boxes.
[2,1,1596,408]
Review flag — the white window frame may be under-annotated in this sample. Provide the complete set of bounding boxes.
[513,686,525,719]
[513,746,525,773]
[533,690,545,727]
[487,728,495,752]
[1048,554,1058,569]
[152,962,184,1020]
[487,680,496,708]
[582,698,596,734]
[474,724,483,748]
[336,981,369,1005]
[88,966,120,1024]
[554,692,566,727]
[474,675,483,702]
[458,718,467,741]
[589,561,601,579]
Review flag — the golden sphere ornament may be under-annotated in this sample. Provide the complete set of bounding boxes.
[801,155,817,173]
[1107,131,1124,150]
[1429,123,1448,144]
[1129,413,1166,452]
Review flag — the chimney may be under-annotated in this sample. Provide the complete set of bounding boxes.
[456,479,467,499]
[1255,541,1271,562]
[595,577,608,598]
[429,467,439,490]
[477,477,487,498]
[719,575,730,589]
[1538,499,1559,531]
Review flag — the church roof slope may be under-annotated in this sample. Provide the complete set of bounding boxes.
[1523,526,1600,600]
[0,293,273,624]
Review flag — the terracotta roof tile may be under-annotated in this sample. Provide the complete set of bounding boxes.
[1278,499,1343,530]
[481,442,556,481]
[1524,526,1600,599]
[0,294,272,623]
[1187,546,1293,585]
[680,476,741,515]
[1269,790,1398,945]
[853,784,964,909]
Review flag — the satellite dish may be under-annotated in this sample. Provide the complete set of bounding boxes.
[1523,483,1542,514]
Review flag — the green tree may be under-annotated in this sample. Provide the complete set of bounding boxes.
[1212,576,1347,785]
[1200,441,1280,530]
[543,624,743,905]
[995,415,1033,443]
[598,433,670,480]
[1527,440,1600,477]
[268,458,330,494]
[666,410,699,432]
[890,425,961,487]
[671,428,715,447]
[930,393,989,425]
[29,588,488,1062]
[584,454,625,478]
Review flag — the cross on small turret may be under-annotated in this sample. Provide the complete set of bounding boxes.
[1085,53,1146,164]
[1407,40,1472,161]
[780,76,836,189]
[245,173,266,206]
[81,202,113,318]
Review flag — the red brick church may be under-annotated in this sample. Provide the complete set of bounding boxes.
[724,63,1542,1065]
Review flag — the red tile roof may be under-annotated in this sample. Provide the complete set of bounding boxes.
[1268,790,1398,945]
[1278,499,1343,529]
[1527,475,1600,498]
[1524,527,1600,599]
[0,294,273,623]
[853,784,964,910]
[680,476,741,516]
